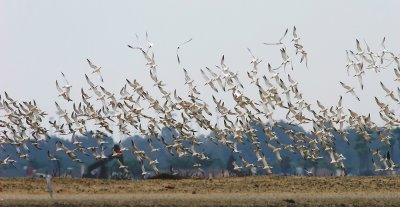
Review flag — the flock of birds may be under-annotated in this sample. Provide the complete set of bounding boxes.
[1,27,400,177]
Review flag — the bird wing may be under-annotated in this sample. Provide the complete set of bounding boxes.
[220,55,226,68]
[141,161,146,172]
[350,91,360,101]
[279,28,289,42]
[364,40,371,53]
[55,81,63,93]
[267,143,276,151]
[317,100,325,110]
[397,88,400,100]
[205,67,218,78]
[262,76,274,88]
[287,74,295,84]
[247,48,255,59]
[380,81,391,93]
[292,26,297,38]
[357,75,363,90]
[263,42,280,45]
[209,82,219,92]
[177,38,192,49]
[145,31,153,47]
[356,39,362,52]
[340,82,351,90]
[338,96,343,107]
[149,70,158,82]
[200,69,210,81]
[278,79,287,90]
[183,68,190,81]
[85,74,96,88]
[375,97,385,108]
[395,69,400,78]
[86,59,98,69]
[389,93,399,102]
[92,87,102,97]
[61,72,70,85]
[55,102,64,114]
[381,37,386,49]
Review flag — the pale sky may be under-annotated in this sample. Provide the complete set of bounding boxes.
[1,1,400,134]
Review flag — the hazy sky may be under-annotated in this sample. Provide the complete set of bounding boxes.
[1,1,400,132]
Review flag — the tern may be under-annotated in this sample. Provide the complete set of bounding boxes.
[291,26,300,44]
[176,38,193,64]
[380,81,399,102]
[340,82,360,101]
[86,59,104,82]
[263,28,288,45]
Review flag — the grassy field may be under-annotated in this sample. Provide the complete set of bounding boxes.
[2,176,400,206]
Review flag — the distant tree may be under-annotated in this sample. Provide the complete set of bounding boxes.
[393,128,400,161]
[354,135,371,175]
[302,158,314,170]
[169,157,193,169]
[29,158,42,169]
[280,156,291,175]
[125,159,140,176]
[389,138,396,160]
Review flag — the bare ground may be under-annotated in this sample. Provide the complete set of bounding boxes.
[1,176,400,206]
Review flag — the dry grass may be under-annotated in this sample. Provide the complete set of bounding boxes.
[1,176,400,206]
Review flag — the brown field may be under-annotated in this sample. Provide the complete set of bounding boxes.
[1,176,400,206]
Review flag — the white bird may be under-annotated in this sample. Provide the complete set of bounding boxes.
[353,66,364,90]
[200,68,218,92]
[1,155,11,165]
[247,47,262,67]
[394,68,400,82]
[371,159,385,172]
[140,160,150,178]
[258,152,273,174]
[328,150,337,165]
[267,143,282,161]
[380,37,390,63]
[276,48,293,72]
[147,139,160,152]
[190,144,201,157]
[239,156,257,175]
[291,26,300,44]
[56,80,72,102]
[54,102,71,123]
[232,142,241,153]
[60,72,72,90]
[1,155,17,168]
[86,59,104,82]
[206,67,225,91]
[116,158,129,174]
[304,169,313,176]
[355,39,364,56]
[287,74,298,91]
[345,50,355,76]
[380,81,399,102]
[176,38,193,64]
[55,141,64,152]
[263,28,288,45]
[145,31,154,50]
[295,44,308,69]
[47,150,58,161]
[340,82,360,101]
[148,158,159,174]
[232,160,242,171]
[85,74,97,90]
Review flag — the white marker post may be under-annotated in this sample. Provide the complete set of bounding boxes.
[46,174,53,198]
